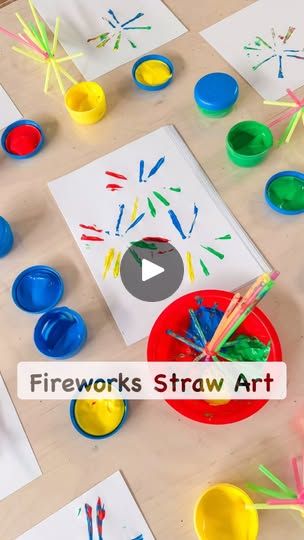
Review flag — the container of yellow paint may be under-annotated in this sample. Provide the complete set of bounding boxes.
[194,483,259,540]
[70,384,128,439]
[132,54,174,91]
[64,81,107,125]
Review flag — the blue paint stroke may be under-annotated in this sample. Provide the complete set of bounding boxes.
[121,12,144,28]
[168,209,186,240]
[131,536,144,540]
[115,204,125,236]
[188,203,199,236]
[139,160,145,182]
[108,9,120,25]
[286,54,304,59]
[284,49,301,52]
[278,55,283,78]
[187,304,224,346]
[148,157,165,178]
[125,212,145,233]
[85,504,93,540]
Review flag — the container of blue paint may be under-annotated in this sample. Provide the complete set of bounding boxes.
[194,72,239,117]
[34,306,87,359]
[12,265,64,313]
[0,216,14,257]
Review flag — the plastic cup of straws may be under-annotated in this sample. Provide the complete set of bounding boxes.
[194,72,239,118]
[265,170,304,215]
[34,306,87,359]
[0,216,14,257]
[194,484,259,540]
[132,54,174,91]
[64,81,107,125]
[70,388,128,440]
[1,119,44,159]
[226,120,273,167]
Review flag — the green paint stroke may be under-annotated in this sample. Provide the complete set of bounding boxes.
[147,197,157,217]
[77,508,82,517]
[199,258,210,277]
[114,31,122,50]
[215,234,232,240]
[169,187,181,192]
[130,249,142,266]
[153,191,170,206]
[128,39,137,48]
[255,36,272,49]
[201,245,225,260]
[131,240,157,250]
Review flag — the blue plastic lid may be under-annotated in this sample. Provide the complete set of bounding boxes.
[132,54,174,92]
[34,306,87,359]
[0,216,14,257]
[12,265,64,313]
[1,119,45,160]
[194,72,239,111]
[265,170,304,215]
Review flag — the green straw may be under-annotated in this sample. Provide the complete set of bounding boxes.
[259,465,297,498]
[246,483,296,500]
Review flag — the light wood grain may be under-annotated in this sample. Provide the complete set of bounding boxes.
[0,1,304,539]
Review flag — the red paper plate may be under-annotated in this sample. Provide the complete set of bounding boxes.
[147,290,282,425]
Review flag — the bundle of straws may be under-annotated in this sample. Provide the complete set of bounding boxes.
[0,0,83,94]
[167,271,279,361]
[247,457,304,515]
[265,88,304,145]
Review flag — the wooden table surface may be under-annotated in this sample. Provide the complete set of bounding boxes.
[1,1,304,539]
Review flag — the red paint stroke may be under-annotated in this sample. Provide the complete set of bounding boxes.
[158,248,174,254]
[79,224,103,233]
[105,171,128,180]
[106,183,124,191]
[81,234,104,242]
[143,236,169,243]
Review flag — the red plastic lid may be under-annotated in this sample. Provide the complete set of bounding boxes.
[5,125,42,156]
[147,290,282,425]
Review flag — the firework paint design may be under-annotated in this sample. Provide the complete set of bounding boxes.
[244,26,304,78]
[87,9,152,50]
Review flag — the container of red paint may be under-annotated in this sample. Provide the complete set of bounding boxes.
[1,119,44,159]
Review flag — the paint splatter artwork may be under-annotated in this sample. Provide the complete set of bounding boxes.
[17,472,154,539]
[87,9,151,50]
[49,126,269,345]
[201,0,304,100]
[244,27,304,79]
[33,0,187,80]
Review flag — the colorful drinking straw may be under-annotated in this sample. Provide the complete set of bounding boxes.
[265,88,304,144]
[0,0,83,94]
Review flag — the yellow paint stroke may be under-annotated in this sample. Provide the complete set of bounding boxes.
[102,248,115,279]
[131,197,139,222]
[113,251,122,278]
[186,251,195,282]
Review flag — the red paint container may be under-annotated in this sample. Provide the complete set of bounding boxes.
[1,120,44,159]
[147,290,282,425]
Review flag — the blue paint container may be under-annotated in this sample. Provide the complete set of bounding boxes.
[0,216,14,257]
[12,265,64,313]
[265,171,304,215]
[194,72,239,117]
[34,306,87,359]
[132,54,174,91]
[1,119,44,160]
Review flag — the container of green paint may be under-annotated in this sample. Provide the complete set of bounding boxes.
[226,121,273,167]
[265,171,304,215]
[194,72,239,118]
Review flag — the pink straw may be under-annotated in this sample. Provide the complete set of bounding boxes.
[268,107,300,128]
[18,32,48,58]
[292,457,303,495]
[0,25,48,58]
[287,88,303,107]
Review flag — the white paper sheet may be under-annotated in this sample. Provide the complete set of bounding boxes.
[33,0,187,80]
[49,126,271,345]
[201,0,304,100]
[18,471,154,539]
[0,374,41,502]
[0,84,22,131]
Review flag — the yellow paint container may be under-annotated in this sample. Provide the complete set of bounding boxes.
[132,54,174,91]
[65,81,107,125]
[194,484,259,540]
[70,394,127,439]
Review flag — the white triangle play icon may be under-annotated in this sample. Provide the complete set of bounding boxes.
[142,258,165,282]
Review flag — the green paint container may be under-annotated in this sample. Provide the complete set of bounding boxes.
[226,121,273,167]
[265,171,304,215]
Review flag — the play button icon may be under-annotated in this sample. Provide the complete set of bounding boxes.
[120,239,184,302]
[142,259,164,282]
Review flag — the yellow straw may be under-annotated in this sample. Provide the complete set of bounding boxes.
[186,251,195,282]
[247,503,304,513]
[50,57,65,94]
[22,26,42,48]
[57,64,77,84]
[44,61,51,93]
[264,100,298,108]
[52,17,60,55]
[56,52,84,63]
[28,0,45,41]
[15,12,36,41]
[12,45,45,63]
[285,109,302,143]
